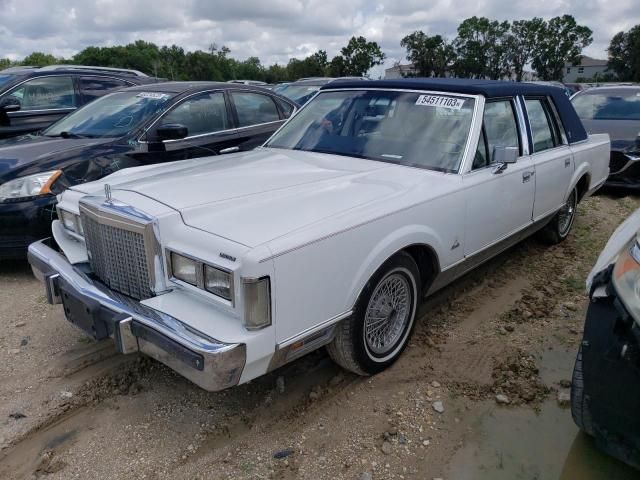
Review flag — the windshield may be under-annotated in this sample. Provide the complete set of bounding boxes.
[266,89,476,173]
[278,84,324,104]
[572,90,640,121]
[43,90,174,138]
[0,74,16,89]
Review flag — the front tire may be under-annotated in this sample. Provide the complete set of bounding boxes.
[571,346,594,436]
[538,187,578,244]
[327,252,421,376]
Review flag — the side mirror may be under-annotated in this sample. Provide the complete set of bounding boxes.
[155,123,188,141]
[493,146,518,164]
[0,97,21,113]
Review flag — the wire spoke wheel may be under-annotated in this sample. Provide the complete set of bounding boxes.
[558,189,577,237]
[363,272,411,356]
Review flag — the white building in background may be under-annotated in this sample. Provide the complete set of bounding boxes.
[563,56,609,82]
[384,63,417,79]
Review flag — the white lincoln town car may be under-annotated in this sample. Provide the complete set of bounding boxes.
[28,79,610,391]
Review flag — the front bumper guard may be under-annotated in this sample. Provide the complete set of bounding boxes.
[28,238,246,392]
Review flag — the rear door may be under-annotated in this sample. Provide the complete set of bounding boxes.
[0,75,77,137]
[523,97,574,220]
[229,90,288,151]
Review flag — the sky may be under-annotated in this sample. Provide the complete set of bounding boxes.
[1,0,639,78]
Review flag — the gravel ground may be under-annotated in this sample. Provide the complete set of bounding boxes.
[0,193,639,479]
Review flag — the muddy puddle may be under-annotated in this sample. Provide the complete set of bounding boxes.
[446,400,637,480]
[447,343,638,479]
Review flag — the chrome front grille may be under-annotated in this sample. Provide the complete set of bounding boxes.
[81,206,154,300]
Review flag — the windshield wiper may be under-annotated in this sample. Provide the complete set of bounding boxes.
[45,131,93,139]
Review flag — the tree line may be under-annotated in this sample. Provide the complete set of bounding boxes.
[0,36,385,83]
[403,16,640,82]
[401,15,593,81]
[0,17,638,83]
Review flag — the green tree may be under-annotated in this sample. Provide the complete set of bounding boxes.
[532,15,592,81]
[158,45,186,80]
[0,58,12,70]
[505,18,545,81]
[265,63,288,83]
[453,16,511,79]
[326,55,347,77]
[284,50,330,80]
[336,36,385,77]
[73,41,162,74]
[22,51,59,66]
[233,56,265,80]
[608,25,640,82]
[400,31,455,77]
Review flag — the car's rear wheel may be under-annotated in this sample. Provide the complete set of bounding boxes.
[538,187,578,244]
[571,345,594,436]
[327,252,420,375]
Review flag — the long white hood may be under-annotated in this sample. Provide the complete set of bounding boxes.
[72,148,457,247]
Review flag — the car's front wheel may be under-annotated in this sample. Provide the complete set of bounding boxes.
[327,252,420,375]
[539,187,578,244]
[571,345,594,436]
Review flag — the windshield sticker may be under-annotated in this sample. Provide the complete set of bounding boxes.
[135,92,170,100]
[307,87,320,91]
[415,95,465,110]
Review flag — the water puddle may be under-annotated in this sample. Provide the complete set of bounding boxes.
[447,400,637,479]
[446,344,638,479]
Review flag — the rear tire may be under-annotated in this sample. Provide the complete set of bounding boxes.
[571,346,594,436]
[327,252,421,376]
[538,187,578,245]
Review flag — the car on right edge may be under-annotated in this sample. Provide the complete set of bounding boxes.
[572,207,640,469]
[571,86,640,190]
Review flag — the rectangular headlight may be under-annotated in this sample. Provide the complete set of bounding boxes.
[243,277,271,330]
[204,265,233,301]
[170,252,198,286]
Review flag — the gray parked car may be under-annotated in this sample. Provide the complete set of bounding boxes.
[571,86,640,190]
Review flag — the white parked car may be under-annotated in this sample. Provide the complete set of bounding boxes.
[29,79,610,391]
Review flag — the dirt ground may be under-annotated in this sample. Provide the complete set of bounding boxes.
[1,193,639,480]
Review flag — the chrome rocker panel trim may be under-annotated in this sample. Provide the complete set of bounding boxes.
[28,239,246,392]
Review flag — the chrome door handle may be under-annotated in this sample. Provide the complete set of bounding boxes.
[564,158,571,167]
[522,171,534,183]
[220,146,240,154]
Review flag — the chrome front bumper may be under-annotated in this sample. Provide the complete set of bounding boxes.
[28,239,246,392]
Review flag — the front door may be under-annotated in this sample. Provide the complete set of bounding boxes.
[0,76,77,138]
[463,99,535,256]
[144,91,239,163]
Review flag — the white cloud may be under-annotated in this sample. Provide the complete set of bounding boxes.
[0,0,638,77]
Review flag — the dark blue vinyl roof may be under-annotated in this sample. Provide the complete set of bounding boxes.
[322,78,588,144]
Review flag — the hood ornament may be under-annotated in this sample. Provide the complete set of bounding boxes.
[104,184,113,204]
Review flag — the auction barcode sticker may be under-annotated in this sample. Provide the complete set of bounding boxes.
[136,92,170,100]
[415,95,465,110]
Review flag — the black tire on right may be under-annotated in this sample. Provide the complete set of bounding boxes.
[538,187,578,245]
[571,346,594,436]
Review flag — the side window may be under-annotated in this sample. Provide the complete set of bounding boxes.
[231,92,280,127]
[79,77,131,102]
[472,100,520,170]
[276,98,295,119]
[525,98,556,153]
[160,92,229,137]
[7,76,75,110]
